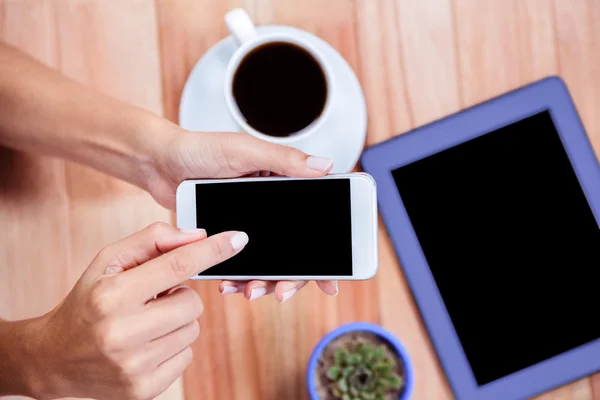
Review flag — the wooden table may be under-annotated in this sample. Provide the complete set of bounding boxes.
[0,1,598,399]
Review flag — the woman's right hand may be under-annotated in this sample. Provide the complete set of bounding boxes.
[18,222,248,400]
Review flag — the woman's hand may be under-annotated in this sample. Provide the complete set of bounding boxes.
[142,127,339,302]
[0,44,337,303]
[12,223,246,400]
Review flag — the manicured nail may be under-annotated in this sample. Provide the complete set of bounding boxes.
[333,281,339,296]
[221,285,238,295]
[281,288,298,303]
[249,287,267,300]
[167,285,189,295]
[230,232,249,251]
[306,156,333,171]
[104,265,123,275]
[180,228,206,235]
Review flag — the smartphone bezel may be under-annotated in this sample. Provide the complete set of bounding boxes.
[175,173,378,280]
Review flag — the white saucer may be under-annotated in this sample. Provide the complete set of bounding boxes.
[179,25,367,173]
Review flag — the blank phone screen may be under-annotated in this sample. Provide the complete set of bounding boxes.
[392,110,599,386]
[195,179,352,276]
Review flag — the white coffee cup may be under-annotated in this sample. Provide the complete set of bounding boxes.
[224,8,334,145]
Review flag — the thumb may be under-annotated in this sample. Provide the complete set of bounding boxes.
[228,134,333,177]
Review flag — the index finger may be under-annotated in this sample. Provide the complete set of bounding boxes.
[122,231,249,302]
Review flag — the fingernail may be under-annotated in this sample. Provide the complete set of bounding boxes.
[306,156,333,171]
[230,232,249,251]
[221,285,238,295]
[281,288,298,303]
[333,281,339,296]
[167,285,189,295]
[249,287,267,300]
[180,228,206,235]
[104,265,123,275]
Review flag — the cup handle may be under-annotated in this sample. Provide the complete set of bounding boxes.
[225,8,258,46]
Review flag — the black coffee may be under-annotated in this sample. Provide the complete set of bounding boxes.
[232,42,327,137]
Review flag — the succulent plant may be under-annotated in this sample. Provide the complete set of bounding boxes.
[325,342,404,400]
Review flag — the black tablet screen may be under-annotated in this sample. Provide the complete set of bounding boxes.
[392,110,599,386]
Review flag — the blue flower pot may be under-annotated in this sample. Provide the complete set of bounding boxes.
[307,322,414,400]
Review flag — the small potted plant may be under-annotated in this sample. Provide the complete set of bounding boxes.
[307,322,414,400]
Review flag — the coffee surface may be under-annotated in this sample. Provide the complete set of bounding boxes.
[232,42,327,137]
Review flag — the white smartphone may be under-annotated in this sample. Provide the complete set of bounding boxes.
[176,173,378,280]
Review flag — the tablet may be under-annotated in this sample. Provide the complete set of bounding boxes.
[361,76,600,400]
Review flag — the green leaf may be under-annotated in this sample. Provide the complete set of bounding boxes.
[363,345,375,363]
[357,343,371,360]
[343,366,354,377]
[373,346,386,361]
[342,394,351,400]
[388,374,404,389]
[378,379,391,391]
[375,395,385,400]
[327,366,342,381]
[361,392,376,400]
[348,354,363,365]
[338,378,349,393]
[365,379,376,392]
[374,363,391,375]
[333,388,342,397]
[353,397,361,400]
[335,349,348,365]
[350,386,359,396]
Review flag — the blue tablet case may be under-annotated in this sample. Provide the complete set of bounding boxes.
[361,76,600,400]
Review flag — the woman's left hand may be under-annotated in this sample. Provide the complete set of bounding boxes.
[142,128,338,303]
[0,44,336,303]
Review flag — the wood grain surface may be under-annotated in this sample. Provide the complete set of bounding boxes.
[1,1,598,400]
